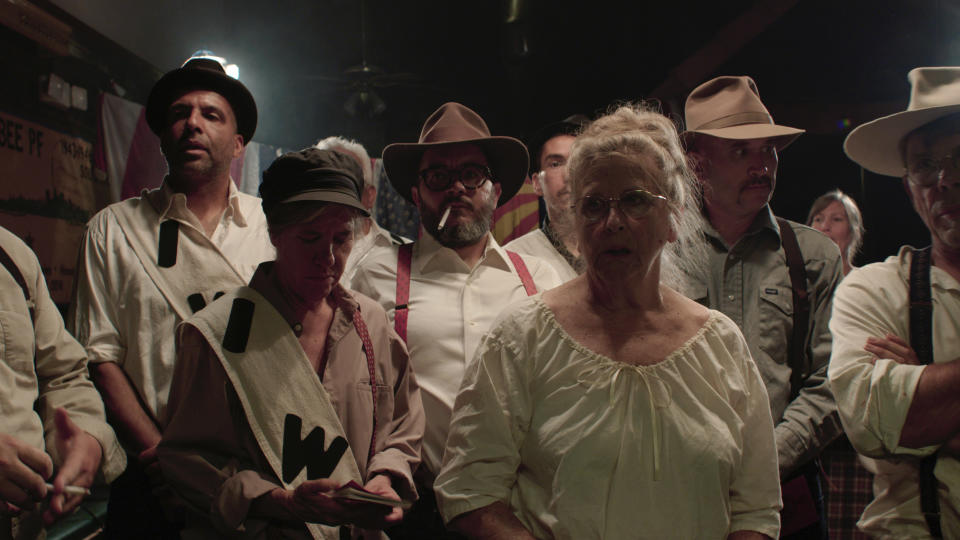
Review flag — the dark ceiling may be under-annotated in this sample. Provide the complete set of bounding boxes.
[47,0,960,153]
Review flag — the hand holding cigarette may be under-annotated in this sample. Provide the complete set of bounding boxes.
[44,482,91,497]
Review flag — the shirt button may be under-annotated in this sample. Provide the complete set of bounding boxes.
[469,321,477,327]
[727,294,735,301]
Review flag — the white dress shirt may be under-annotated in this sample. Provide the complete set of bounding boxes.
[350,229,562,474]
[829,246,960,538]
[341,220,409,285]
[70,179,275,424]
[503,228,579,282]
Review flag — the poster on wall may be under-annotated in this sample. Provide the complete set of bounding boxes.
[0,110,108,304]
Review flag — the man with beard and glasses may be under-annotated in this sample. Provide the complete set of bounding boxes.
[830,67,960,539]
[504,115,589,282]
[683,76,843,540]
[69,56,274,538]
[350,102,561,538]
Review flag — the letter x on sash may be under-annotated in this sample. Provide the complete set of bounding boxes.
[393,242,537,343]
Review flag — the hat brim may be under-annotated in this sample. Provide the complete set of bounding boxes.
[277,191,370,217]
[146,69,258,144]
[844,104,960,177]
[382,136,529,205]
[682,124,804,151]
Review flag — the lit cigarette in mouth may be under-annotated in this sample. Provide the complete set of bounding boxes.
[438,207,451,231]
[45,483,91,496]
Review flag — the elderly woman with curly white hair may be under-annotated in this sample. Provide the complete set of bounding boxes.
[433,104,782,539]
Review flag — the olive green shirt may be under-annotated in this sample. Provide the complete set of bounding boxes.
[690,207,843,478]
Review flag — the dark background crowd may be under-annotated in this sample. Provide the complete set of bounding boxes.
[4,0,957,263]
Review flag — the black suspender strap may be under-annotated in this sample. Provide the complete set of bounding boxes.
[909,247,935,365]
[909,246,942,539]
[0,244,34,325]
[776,218,810,401]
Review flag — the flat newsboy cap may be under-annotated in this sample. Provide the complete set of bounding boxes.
[146,57,258,144]
[259,148,369,216]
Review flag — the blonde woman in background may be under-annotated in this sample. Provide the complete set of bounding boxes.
[807,188,872,539]
[807,189,864,276]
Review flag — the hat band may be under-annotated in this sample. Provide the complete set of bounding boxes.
[695,111,773,131]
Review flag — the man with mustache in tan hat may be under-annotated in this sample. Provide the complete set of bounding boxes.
[830,67,960,539]
[350,102,561,537]
[683,76,844,539]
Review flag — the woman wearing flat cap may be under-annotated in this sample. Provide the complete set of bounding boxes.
[158,148,425,539]
[434,104,781,539]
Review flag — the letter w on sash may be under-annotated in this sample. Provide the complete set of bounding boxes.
[282,413,349,483]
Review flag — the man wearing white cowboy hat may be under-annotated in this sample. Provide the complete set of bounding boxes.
[830,67,960,539]
[69,55,275,537]
[683,75,844,538]
[351,102,561,537]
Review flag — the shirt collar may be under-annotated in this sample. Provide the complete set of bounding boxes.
[248,262,358,337]
[703,205,779,250]
[415,228,511,274]
[146,176,248,227]
[895,245,960,292]
[542,222,586,274]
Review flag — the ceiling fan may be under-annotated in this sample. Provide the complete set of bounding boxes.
[303,0,428,118]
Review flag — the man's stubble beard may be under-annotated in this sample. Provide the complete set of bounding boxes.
[421,192,497,248]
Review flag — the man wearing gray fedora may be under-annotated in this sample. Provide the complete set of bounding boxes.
[831,67,960,539]
[683,76,844,539]
[351,102,561,537]
[69,56,275,537]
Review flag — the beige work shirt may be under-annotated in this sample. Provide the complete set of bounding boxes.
[70,179,274,424]
[0,226,125,539]
[829,246,960,538]
[690,208,843,477]
[350,230,562,475]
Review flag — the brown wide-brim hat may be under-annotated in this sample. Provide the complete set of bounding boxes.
[382,102,528,205]
[682,75,804,151]
[146,57,257,144]
[845,67,960,177]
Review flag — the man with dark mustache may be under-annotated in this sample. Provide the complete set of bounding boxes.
[830,67,960,538]
[350,102,561,538]
[504,115,589,282]
[69,56,274,537]
[683,76,844,539]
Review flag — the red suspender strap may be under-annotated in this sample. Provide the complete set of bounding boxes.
[394,243,413,343]
[351,309,379,465]
[507,250,537,296]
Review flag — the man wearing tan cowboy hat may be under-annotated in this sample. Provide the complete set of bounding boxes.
[683,75,844,539]
[69,55,275,537]
[350,102,561,537]
[504,114,590,282]
[830,67,960,539]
